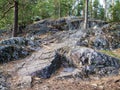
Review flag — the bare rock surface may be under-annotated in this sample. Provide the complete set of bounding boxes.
[0,37,41,64]
[0,19,120,90]
[0,71,10,90]
[35,46,120,79]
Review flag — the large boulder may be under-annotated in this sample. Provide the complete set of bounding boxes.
[0,72,10,90]
[69,47,120,76]
[34,52,63,78]
[0,45,29,63]
[0,37,40,63]
[76,26,120,50]
[0,37,39,47]
[35,47,120,79]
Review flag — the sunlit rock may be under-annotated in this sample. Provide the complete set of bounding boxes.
[34,47,120,79]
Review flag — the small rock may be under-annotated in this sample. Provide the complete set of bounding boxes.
[91,83,97,87]
[98,85,104,89]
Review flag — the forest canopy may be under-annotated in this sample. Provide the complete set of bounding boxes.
[0,0,120,29]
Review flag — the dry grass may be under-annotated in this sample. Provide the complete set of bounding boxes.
[99,48,120,59]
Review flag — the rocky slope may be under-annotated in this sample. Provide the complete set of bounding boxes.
[0,18,120,90]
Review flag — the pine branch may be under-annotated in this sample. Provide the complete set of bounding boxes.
[0,5,14,20]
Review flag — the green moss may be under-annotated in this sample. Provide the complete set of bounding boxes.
[99,50,120,59]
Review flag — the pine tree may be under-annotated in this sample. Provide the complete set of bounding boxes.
[13,0,18,37]
[84,0,89,29]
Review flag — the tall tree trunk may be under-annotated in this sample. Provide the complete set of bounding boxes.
[90,0,93,18]
[84,0,89,29]
[112,0,114,6]
[111,0,114,20]
[13,0,18,37]
[59,0,61,18]
[104,0,107,21]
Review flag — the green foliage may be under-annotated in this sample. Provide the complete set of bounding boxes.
[60,0,74,17]
[89,0,93,18]
[93,0,99,19]
[0,0,120,30]
[0,0,35,29]
[98,6,105,20]
[110,0,120,22]
[100,50,120,59]
[18,0,35,25]
[35,0,54,19]
[0,0,75,29]
[76,0,85,16]
[93,0,99,8]
[0,0,14,29]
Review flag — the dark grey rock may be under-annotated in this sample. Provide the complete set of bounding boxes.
[0,37,40,50]
[0,73,10,90]
[0,45,29,63]
[0,37,27,46]
[0,37,39,47]
[34,52,63,78]
[34,47,120,79]
[27,25,51,37]
[0,37,41,64]
[69,47,120,76]
[93,36,109,50]
[76,27,120,50]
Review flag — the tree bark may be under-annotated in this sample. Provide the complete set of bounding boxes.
[59,0,61,18]
[90,0,92,18]
[13,0,18,37]
[112,0,114,6]
[104,0,107,21]
[84,0,89,29]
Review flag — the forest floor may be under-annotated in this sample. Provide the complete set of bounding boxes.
[0,18,120,90]
[31,75,120,90]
